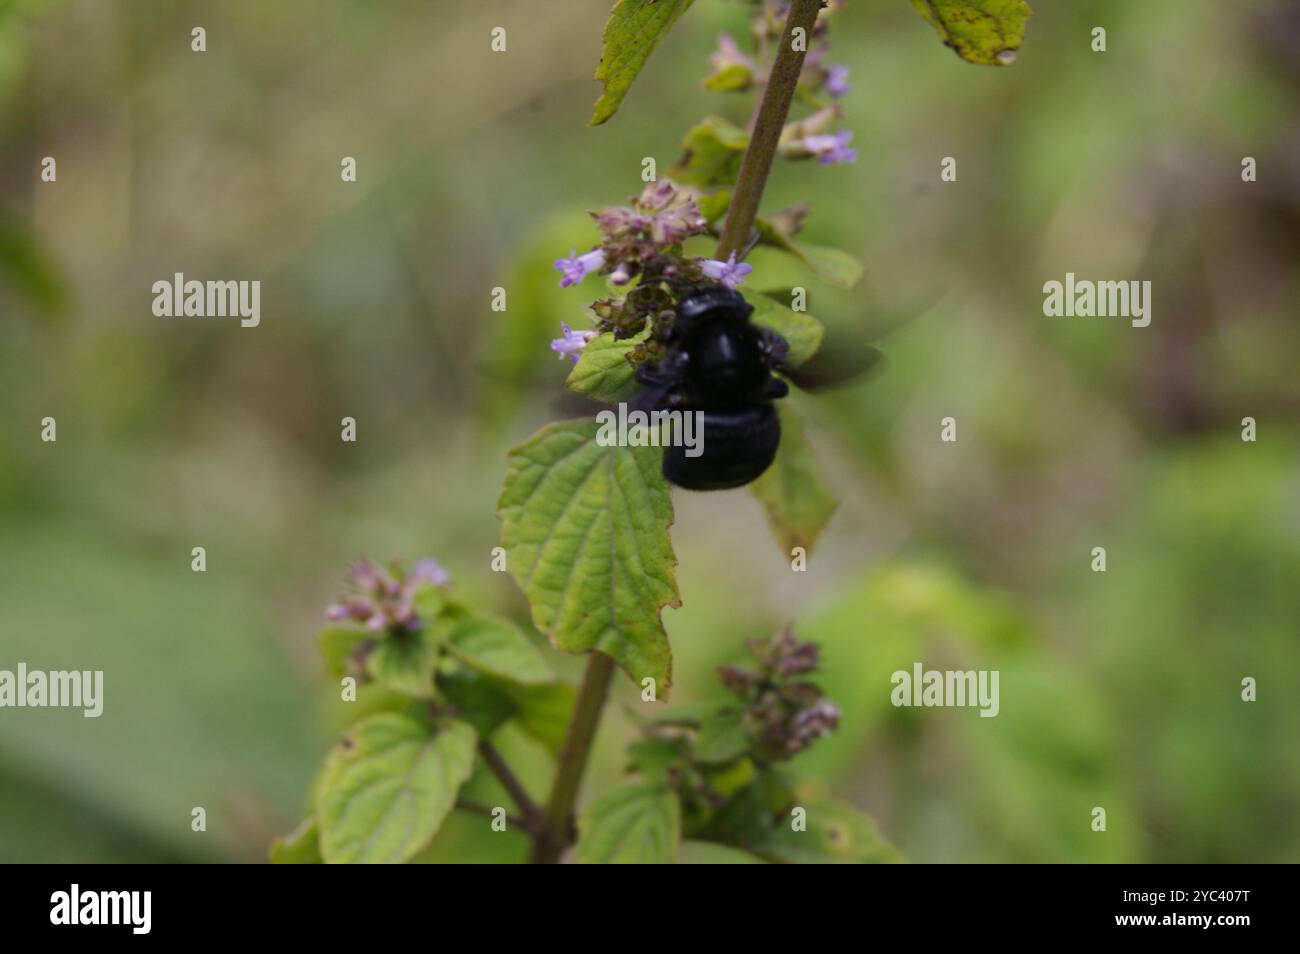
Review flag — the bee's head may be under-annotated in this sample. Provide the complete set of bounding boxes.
[674,285,753,335]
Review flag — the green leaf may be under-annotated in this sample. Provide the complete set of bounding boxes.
[327,683,428,733]
[503,681,577,756]
[670,116,749,187]
[366,625,443,698]
[0,214,68,318]
[746,799,900,864]
[436,666,521,739]
[694,705,751,764]
[446,612,554,685]
[749,406,838,555]
[591,0,697,125]
[410,583,446,620]
[437,664,576,755]
[577,781,682,863]
[269,817,323,864]
[317,714,476,864]
[701,756,757,800]
[317,626,371,679]
[747,293,824,366]
[757,218,865,289]
[498,419,679,692]
[797,243,866,289]
[677,840,765,864]
[695,190,731,226]
[408,809,531,864]
[702,63,753,92]
[909,0,1032,66]
[566,331,646,403]
[642,700,716,727]
[628,734,689,783]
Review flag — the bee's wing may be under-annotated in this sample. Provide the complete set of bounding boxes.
[780,337,887,392]
[777,290,943,391]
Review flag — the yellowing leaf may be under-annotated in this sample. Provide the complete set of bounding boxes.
[498,419,679,692]
[591,0,697,125]
[910,0,1032,66]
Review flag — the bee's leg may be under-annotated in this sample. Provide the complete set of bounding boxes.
[757,327,790,368]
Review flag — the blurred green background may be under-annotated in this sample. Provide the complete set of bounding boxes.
[2,0,1298,863]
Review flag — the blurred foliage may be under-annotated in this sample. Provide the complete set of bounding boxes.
[1,0,1298,862]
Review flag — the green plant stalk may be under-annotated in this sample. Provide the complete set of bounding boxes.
[529,650,617,863]
[526,0,821,865]
[715,0,822,262]
[478,739,543,833]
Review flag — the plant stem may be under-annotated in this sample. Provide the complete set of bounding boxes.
[478,739,543,829]
[456,799,529,833]
[715,0,823,262]
[520,0,822,866]
[529,651,617,863]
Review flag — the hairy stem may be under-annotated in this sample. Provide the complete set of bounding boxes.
[529,651,617,863]
[478,739,543,830]
[715,0,823,262]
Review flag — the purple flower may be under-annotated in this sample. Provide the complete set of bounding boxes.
[326,557,450,633]
[707,32,756,89]
[711,32,754,73]
[825,64,850,98]
[408,558,450,587]
[698,252,753,289]
[553,248,606,287]
[788,699,841,752]
[550,322,596,363]
[802,129,857,166]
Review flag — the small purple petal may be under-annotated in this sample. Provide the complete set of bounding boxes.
[553,248,606,287]
[802,130,857,166]
[409,558,450,587]
[550,322,597,363]
[825,64,850,98]
[698,252,753,289]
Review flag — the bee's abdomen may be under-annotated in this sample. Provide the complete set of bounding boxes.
[662,404,780,491]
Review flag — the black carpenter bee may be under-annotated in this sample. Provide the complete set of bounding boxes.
[631,286,796,490]
[634,284,890,490]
